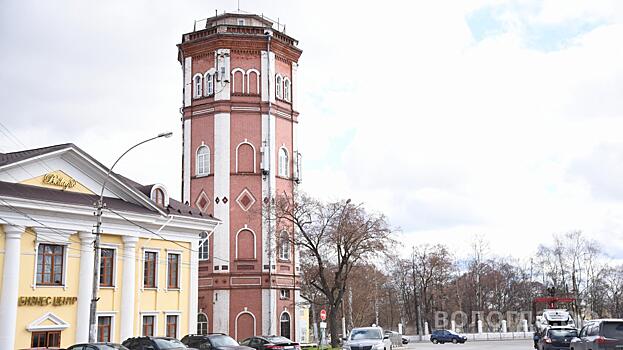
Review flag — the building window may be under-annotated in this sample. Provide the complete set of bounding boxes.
[280,289,291,299]
[199,238,209,260]
[238,18,245,25]
[197,313,209,335]
[31,331,61,348]
[167,253,180,289]
[278,147,289,177]
[275,75,282,99]
[166,315,179,338]
[100,248,114,287]
[194,74,202,98]
[279,231,290,260]
[98,316,112,342]
[143,315,155,336]
[36,244,64,285]
[280,312,291,339]
[284,78,291,101]
[143,251,157,288]
[205,73,214,96]
[196,145,210,176]
[154,188,165,207]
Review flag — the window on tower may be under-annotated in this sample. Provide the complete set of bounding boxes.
[275,75,282,99]
[284,78,291,102]
[194,74,203,98]
[278,147,289,177]
[205,73,214,96]
[196,145,210,176]
[279,231,291,261]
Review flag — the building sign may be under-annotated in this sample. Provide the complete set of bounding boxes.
[18,296,77,306]
[42,172,77,189]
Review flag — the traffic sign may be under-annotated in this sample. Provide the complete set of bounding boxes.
[320,321,327,329]
[320,309,327,321]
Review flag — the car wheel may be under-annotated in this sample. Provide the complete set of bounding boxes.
[432,339,439,344]
[452,339,458,344]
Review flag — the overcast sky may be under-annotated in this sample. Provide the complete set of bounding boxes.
[1,0,622,262]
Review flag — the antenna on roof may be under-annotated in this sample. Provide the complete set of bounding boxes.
[237,0,240,12]
[193,20,196,31]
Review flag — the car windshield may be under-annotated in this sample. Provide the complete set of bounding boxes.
[97,345,128,350]
[603,322,623,338]
[351,329,382,340]
[267,336,292,343]
[447,331,459,335]
[153,338,186,349]
[211,335,240,347]
[548,329,578,339]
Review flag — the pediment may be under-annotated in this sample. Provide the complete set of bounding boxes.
[20,170,95,194]
[27,312,69,331]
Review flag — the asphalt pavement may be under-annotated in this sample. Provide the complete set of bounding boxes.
[404,339,533,350]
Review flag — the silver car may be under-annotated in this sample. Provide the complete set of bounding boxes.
[571,319,623,350]
[342,327,392,350]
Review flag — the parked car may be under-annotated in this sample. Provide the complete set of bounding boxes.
[122,337,193,350]
[383,331,409,345]
[571,319,623,350]
[536,326,578,350]
[430,330,467,344]
[66,344,130,350]
[342,327,392,350]
[181,333,253,350]
[240,335,301,350]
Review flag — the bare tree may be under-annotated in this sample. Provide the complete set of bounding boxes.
[273,192,393,347]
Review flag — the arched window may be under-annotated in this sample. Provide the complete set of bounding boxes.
[196,145,210,176]
[197,313,208,335]
[284,78,291,102]
[280,312,291,339]
[194,74,203,98]
[278,147,289,177]
[236,142,255,173]
[279,231,290,261]
[198,238,209,260]
[275,75,282,99]
[232,68,245,94]
[247,69,260,95]
[236,229,255,260]
[205,73,214,96]
[154,188,165,207]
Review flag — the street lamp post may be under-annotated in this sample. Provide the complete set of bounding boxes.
[88,132,173,343]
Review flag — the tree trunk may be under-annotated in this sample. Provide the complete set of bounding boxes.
[329,306,340,348]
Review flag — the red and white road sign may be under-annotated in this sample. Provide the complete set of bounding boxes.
[320,309,327,321]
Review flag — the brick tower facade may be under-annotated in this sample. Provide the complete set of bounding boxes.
[178,13,303,342]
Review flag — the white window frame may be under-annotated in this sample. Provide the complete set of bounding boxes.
[164,311,182,339]
[279,231,290,261]
[231,68,246,94]
[193,73,203,98]
[275,74,283,99]
[196,144,211,176]
[280,311,291,337]
[198,238,210,261]
[283,77,291,102]
[280,289,290,300]
[204,70,215,96]
[96,312,116,343]
[33,241,70,290]
[278,147,289,177]
[235,140,257,173]
[197,312,209,335]
[237,18,246,25]
[235,226,257,260]
[99,244,119,289]
[165,250,182,291]
[140,312,159,336]
[142,248,160,290]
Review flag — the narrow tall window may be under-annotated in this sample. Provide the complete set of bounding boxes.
[205,73,214,96]
[278,148,289,177]
[36,244,64,285]
[199,238,209,260]
[196,145,210,176]
[98,316,112,342]
[284,79,291,101]
[194,75,202,98]
[197,313,209,335]
[143,315,155,336]
[100,248,114,287]
[280,312,291,339]
[166,315,179,338]
[154,188,165,206]
[144,251,157,288]
[279,231,290,260]
[167,253,180,289]
[275,75,282,99]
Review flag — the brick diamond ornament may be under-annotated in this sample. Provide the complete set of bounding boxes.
[236,188,256,211]
[195,191,210,213]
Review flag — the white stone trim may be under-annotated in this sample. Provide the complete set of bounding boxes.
[150,183,170,208]
[188,239,199,334]
[193,73,203,98]
[31,238,71,290]
[235,225,257,260]
[140,311,159,336]
[141,248,160,291]
[0,225,22,350]
[196,143,211,176]
[235,308,257,340]
[120,235,138,341]
[165,249,183,291]
[183,118,192,204]
[246,68,260,94]
[213,112,230,272]
[231,67,246,94]
[279,310,292,337]
[184,57,192,107]
[96,312,116,342]
[164,311,182,338]
[27,312,70,331]
[235,139,257,173]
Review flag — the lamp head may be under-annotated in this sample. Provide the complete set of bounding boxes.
[158,132,173,138]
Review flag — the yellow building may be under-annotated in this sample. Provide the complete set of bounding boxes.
[0,144,219,349]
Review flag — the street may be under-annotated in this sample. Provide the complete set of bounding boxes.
[405,339,533,350]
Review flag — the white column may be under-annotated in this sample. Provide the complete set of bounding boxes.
[0,225,23,350]
[183,118,192,204]
[75,231,95,343]
[120,236,138,341]
[188,239,199,334]
[213,112,230,272]
[501,320,507,333]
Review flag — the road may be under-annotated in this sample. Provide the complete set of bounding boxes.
[404,339,533,350]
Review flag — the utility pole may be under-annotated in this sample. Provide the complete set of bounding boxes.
[87,132,172,343]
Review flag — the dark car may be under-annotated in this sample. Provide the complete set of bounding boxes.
[537,327,578,350]
[122,337,192,350]
[571,319,623,350]
[66,344,130,350]
[240,335,301,350]
[430,330,467,344]
[181,333,253,350]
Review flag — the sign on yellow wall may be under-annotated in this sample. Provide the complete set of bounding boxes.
[18,296,77,306]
